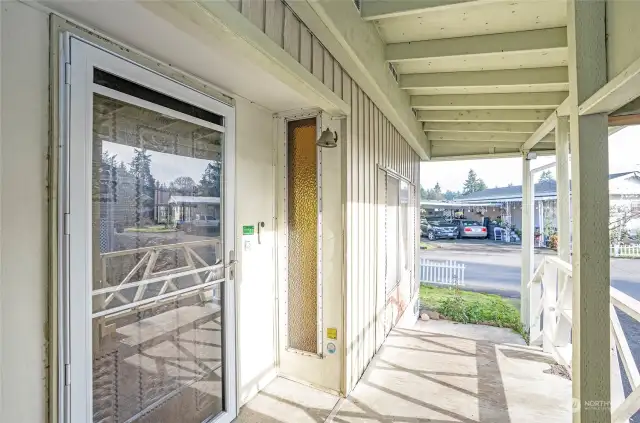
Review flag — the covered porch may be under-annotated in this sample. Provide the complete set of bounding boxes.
[236,319,571,422]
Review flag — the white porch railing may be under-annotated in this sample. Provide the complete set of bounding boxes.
[94,239,223,320]
[420,259,465,287]
[529,256,640,423]
[611,244,640,258]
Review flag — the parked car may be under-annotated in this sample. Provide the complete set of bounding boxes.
[421,218,459,240]
[177,214,220,234]
[453,219,488,239]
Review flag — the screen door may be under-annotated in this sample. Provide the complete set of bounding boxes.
[61,36,236,423]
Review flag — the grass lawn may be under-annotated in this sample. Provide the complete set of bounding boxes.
[124,225,176,233]
[420,241,439,250]
[420,284,525,337]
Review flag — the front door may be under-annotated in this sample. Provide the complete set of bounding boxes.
[61,36,237,423]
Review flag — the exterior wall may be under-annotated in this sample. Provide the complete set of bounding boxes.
[227,0,421,394]
[235,98,278,406]
[342,82,420,393]
[0,4,281,420]
[0,2,50,422]
[228,0,349,108]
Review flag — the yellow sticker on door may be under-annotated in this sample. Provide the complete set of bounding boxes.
[327,328,337,340]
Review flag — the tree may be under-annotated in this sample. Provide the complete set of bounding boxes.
[129,148,156,223]
[199,161,222,197]
[434,182,442,196]
[420,183,446,201]
[444,190,459,201]
[462,169,487,195]
[538,170,555,183]
[170,176,197,194]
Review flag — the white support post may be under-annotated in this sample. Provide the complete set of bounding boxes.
[555,116,573,347]
[568,1,611,422]
[556,116,571,262]
[521,154,535,331]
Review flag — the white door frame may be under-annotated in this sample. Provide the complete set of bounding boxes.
[59,34,237,423]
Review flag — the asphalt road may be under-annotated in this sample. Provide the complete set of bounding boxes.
[421,239,640,419]
[421,243,640,300]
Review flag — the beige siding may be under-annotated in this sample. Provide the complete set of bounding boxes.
[229,0,421,394]
[343,83,420,392]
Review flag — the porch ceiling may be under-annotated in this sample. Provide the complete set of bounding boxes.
[364,0,570,160]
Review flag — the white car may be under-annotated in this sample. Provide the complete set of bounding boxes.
[455,220,488,239]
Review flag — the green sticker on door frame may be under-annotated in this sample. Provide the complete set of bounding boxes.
[243,225,255,235]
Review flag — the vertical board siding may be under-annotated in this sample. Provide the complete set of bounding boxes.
[228,0,421,394]
[324,50,334,90]
[342,83,420,394]
[300,26,313,72]
[242,0,265,31]
[312,36,324,82]
[264,0,284,46]
[283,7,300,61]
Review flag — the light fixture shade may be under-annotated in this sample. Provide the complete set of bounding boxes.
[317,128,338,148]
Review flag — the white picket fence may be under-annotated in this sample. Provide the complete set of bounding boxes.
[611,244,640,258]
[420,259,466,287]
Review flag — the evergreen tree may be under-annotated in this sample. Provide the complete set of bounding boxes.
[462,169,487,195]
[199,161,222,197]
[129,148,156,223]
[538,170,555,183]
[434,182,442,196]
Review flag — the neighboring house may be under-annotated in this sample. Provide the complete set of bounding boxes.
[169,195,221,223]
[453,171,640,233]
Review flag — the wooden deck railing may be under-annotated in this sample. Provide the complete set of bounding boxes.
[529,256,640,423]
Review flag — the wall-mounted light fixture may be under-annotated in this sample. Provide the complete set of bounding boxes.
[317,128,338,148]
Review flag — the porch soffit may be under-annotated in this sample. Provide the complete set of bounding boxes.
[363,0,572,161]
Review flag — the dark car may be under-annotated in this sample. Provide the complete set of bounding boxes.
[422,219,459,240]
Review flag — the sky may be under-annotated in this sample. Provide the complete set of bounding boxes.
[102,141,213,185]
[420,125,640,192]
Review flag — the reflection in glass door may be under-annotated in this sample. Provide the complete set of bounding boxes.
[63,37,236,423]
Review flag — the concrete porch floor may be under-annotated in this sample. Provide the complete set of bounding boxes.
[235,320,572,423]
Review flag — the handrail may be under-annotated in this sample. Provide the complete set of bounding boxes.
[530,255,640,422]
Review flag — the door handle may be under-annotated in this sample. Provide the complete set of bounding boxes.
[257,221,265,244]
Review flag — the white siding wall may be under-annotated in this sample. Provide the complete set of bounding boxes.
[226,0,421,394]
[0,2,50,422]
[342,79,420,393]
[235,98,278,406]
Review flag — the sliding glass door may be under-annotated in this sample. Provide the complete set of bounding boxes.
[61,36,236,423]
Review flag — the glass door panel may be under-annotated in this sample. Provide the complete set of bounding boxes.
[91,92,227,423]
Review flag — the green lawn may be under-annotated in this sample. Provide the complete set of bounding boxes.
[124,225,176,233]
[420,241,439,250]
[420,285,525,337]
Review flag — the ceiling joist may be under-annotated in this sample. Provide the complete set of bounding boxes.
[427,131,554,143]
[399,67,569,95]
[411,92,568,110]
[431,141,556,150]
[386,27,566,62]
[360,0,479,21]
[423,122,540,133]
[417,109,553,122]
